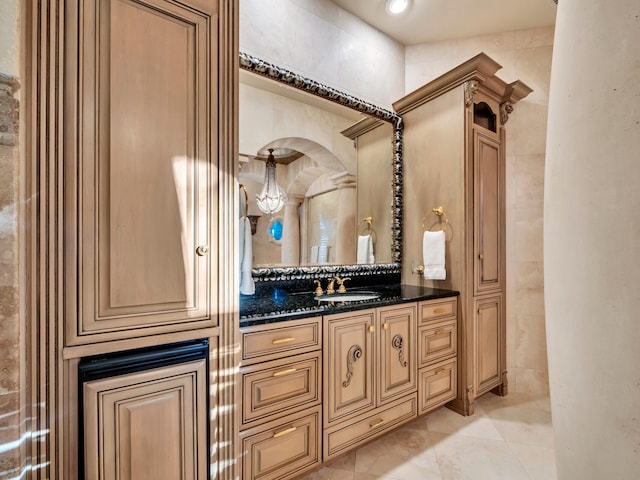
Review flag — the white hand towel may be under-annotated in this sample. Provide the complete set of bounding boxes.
[318,245,328,264]
[423,230,446,280]
[239,217,255,295]
[357,235,375,264]
[310,245,319,263]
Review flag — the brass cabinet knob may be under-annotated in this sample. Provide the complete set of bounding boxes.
[196,245,209,256]
[478,253,484,260]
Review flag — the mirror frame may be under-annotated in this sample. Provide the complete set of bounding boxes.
[239,52,403,281]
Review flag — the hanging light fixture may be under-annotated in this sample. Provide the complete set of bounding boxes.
[256,148,288,215]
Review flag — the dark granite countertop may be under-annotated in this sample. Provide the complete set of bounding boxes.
[240,284,459,327]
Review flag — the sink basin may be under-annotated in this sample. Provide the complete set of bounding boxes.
[314,292,381,302]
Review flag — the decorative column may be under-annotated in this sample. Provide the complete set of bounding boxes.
[545,0,640,477]
[331,172,357,265]
[281,195,303,265]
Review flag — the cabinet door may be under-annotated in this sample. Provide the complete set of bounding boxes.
[474,130,504,295]
[83,360,208,480]
[67,0,217,344]
[377,304,417,404]
[474,294,504,395]
[324,310,375,426]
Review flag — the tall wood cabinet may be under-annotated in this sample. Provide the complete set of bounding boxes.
[26,0,238,477]
[395,53,531,415]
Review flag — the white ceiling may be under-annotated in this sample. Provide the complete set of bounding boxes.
[330,0,557,45]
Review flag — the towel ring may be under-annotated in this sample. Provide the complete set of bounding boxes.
[358,216,376,243]
[422,206,449,232]
[239,183,249,218]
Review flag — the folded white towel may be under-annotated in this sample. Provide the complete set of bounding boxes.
[310,245,319,263]
[239,217,255,295]
[357,235,375,264]
[318,245,329,264]
[423,230,446,280]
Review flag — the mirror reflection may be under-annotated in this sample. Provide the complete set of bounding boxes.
[239,68,394,269]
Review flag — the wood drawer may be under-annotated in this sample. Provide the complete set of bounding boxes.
[418,358,457,415]
[241,317,322,365]
[419,319,457,367]
[240,407,321,480]
[418,297,457,324]
[323,394,417,460]
[240,352,321,428]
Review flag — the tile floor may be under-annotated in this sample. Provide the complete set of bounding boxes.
[298,392,556,480]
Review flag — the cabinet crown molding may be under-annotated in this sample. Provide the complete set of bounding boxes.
[393,52,532,114]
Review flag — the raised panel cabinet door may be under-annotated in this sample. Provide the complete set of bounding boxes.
[324,310,375,426]
[473,129,504,295]
[83,360,208,480]
[377,304,417,404]
[474,295,504,395]
[67,0,218,344]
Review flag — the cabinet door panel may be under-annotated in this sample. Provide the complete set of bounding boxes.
[324,310,375,426]
[83,360,208,480]
[474,130,503,295]
[474,295,504,395]
[378,305,417,404]
[70,0,215,344]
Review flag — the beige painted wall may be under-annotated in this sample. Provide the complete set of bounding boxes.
[240,0,405,109]
[0,0,23,478]
[545,1,640,476]
[405,27,554,394]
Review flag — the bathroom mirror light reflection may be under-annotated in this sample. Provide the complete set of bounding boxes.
[239,53,403,281]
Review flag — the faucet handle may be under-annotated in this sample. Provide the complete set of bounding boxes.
[335,277,351,293]
[326,277,336,294]
[313,280,324,296]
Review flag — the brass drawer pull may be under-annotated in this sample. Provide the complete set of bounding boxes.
[272,426,297,438]
[434,368,446,374]
[272,368,297,377]
[369,325,375,333]
[272,337,296,345]
[383,322,389,330]
[369,418,385,429]
[479,253,484,260]
[434,328,448,334]
[434,307,447,314]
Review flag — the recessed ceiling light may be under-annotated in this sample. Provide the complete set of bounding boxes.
[386,0,411,15]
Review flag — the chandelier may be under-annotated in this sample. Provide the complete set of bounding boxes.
[256,148,288,215]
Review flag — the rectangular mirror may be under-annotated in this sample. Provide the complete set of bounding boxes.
[239,53,403,282]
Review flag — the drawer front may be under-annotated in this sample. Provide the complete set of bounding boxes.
[241,408,321,480]
[241,317,322,365]
[419,319,457,367]
[324,394,417,460]
[419,297,457,325]
[241,352,321,428]
[419,358,457,415]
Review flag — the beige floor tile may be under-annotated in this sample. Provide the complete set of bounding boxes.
[509,441,558,480]
[324,451,356,472]
[485,404,554,448]
[429,431,530,480]
[421,404,503,441]
[354,426,442,479]
[296,466,354,480]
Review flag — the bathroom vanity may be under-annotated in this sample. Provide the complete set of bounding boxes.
[239,285,459,480]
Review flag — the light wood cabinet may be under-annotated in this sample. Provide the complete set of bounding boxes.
[323,303,417,459]
[239,317,323,479]
[396,53,531,414]
[474,294,504,395]
[83,359,208,480]
[65,0,219,346]
[417,297,458,415]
